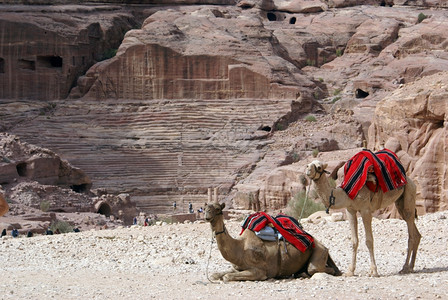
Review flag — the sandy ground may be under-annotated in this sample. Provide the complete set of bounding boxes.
[0,210,447,300]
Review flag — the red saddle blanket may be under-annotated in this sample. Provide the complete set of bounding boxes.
[240,212,314,252]
[340,149,407,200]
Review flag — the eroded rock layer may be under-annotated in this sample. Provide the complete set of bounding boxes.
[1,2,448,215]
[369,72,448,213]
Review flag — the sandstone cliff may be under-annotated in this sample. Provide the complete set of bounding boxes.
[369,72,448,213]
[1,1,447,216]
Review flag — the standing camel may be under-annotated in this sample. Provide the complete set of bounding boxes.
[0,190,9,217]
[305,158,421,277]
[204,198,341,281]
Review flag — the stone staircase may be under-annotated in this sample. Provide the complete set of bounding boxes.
[7,97,293,214]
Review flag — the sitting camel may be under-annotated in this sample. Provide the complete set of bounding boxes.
[306,159,421,277]
[204,200,341,281]
[0,190,9,217]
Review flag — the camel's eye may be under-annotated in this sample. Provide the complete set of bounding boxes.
[317,166,322,171]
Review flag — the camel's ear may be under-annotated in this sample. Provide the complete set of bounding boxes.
[221,203,226,210]
[322,163,328,170]
[204,202,207,207]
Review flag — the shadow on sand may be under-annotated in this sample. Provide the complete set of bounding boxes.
[414,266,448,274]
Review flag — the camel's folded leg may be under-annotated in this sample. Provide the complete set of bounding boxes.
[210,270,233,281]
[222,268,267,282]
[307,240,340,276]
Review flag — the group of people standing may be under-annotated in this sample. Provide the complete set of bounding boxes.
[173,201,204,217]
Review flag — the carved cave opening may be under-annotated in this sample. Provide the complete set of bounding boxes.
[289,17,296,24]
[97,202,112,217]
[260,125,272,132]
[37,55,63,68]
[19,59,35,70]
[355,88,369,98]
[0,57,4,73]
[267,12,277,21]
[70,184,88,193]
[380,0,393,7]
[16,162,27,177]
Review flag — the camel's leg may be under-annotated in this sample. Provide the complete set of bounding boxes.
[395,180,421,274]
[326,254,342,276]
[346,208,358,276]
[222,268,267,282]
[395,196,421,274]
[307,240,330,276]
[397,217,418,274]
[360,210,379,277]
[211,270,233,281]
[0,193,9,217]
[308,241,342,276]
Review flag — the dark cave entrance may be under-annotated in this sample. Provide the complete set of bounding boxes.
[37,55,63,68]
[355,89,370,98]
[16,162,27,177]
[260,125,272,132]
[97,202,112,217]
[70,184,88,193]
[0,57,4,73]
[267,12,277,21]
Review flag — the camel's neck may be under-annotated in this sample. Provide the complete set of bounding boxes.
[210,216,244,266]
[313,175,349,210]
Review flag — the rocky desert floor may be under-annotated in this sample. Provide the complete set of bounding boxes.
[0,210,447,300]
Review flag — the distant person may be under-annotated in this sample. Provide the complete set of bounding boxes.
[1,228,6,237]
[27,231,33,238]
[46,228,54,235]
[173,201,177,213]
[189,202,193,214]
[73,228,80,233]
[133,217,137,225]
[11,228,18,238]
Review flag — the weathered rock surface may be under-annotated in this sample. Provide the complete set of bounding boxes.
[369,72,448,213]
[0,133,138,231]
[0,4,140,100]
[1,2,447,216]
[0,132,91,189]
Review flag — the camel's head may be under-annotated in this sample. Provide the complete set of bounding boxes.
[204,202,225,222]
[306,160,328,181]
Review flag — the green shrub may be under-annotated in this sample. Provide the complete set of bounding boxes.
[305,115,316,122]
[50,220,73,234]
[332,96,341,103]
[418,13,427,23]
[40,200,50,212]
[286,191,325,220]
[336,49,343,57]
[101,48,118,61]
[306,59,315,66]
[312,148,319,157]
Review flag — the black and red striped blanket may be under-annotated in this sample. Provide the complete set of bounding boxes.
[340,149,407,200]
[240,212,314,252]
